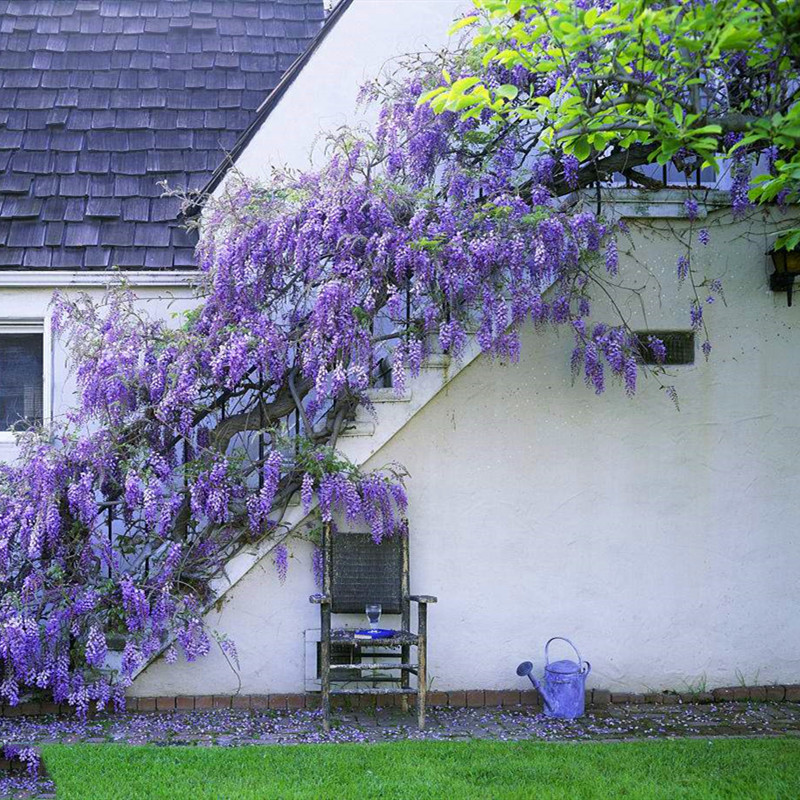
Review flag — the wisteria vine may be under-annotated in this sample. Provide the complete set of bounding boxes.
[1,0,795,715]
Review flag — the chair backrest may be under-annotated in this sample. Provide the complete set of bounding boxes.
[328,531,406,615]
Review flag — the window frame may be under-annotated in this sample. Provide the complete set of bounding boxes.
[0,318,51,444]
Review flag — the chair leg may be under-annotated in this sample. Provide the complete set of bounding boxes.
[321,607,331,733]
[417,603,428,730]
[321,664,331,733]
[400,644,409,713]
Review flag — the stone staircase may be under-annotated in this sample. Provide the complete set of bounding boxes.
[129,336,486,680]
[210,340,484,600]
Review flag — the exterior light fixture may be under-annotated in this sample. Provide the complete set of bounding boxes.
[769,246,800,307]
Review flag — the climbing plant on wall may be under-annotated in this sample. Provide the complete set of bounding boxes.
[0,0,796,713]
[428,0,799,235]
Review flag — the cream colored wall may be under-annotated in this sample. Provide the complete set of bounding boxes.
[216,0,466,182]
[133,206,800,697]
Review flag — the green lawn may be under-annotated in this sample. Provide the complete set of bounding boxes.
[42,738,800,800]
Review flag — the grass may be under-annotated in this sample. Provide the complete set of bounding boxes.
[42,737,800,800]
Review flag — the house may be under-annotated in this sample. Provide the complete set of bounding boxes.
[2,0,798,704]
[0,0,325,460]
[126,0,800,702]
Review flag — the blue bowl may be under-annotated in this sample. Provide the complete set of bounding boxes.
[354,628,395,639]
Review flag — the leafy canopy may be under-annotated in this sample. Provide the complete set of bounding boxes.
[427,0,799,245]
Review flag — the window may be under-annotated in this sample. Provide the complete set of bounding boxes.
[635,330,695,365]
[0,323,45,434]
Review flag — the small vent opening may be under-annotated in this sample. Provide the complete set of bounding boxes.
[635,331,695,365]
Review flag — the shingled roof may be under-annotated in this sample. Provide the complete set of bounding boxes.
[0,0,324,271]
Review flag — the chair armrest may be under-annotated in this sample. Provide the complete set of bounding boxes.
[407,594,437,604]
[309,593,330,604]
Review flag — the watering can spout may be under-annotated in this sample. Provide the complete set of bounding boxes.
[515,660,555,712]
[515,661,533,678]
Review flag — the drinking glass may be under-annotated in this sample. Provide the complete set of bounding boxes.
[365,603,382,630]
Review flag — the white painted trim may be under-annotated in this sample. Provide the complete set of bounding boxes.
[587,187,733,220]
[0,318,50,443]
[43,310,54,433]
[0,270,200,288]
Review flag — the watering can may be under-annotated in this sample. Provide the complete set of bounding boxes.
[516,637,591,719]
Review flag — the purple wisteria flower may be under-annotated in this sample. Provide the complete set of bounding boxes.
[690,300,704,330]
[562,154,580,189]
[677,254,690,282]
[647,336,667,365]
[605,237,618,275]
[84,626,107,670]
[274,544,289,584]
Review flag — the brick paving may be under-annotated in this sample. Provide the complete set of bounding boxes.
[2,701,799,798]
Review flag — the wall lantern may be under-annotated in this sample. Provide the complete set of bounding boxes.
[769,246,800,307]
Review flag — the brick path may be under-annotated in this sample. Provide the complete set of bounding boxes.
[2,701,799,798]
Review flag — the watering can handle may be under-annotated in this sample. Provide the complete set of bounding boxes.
[545,636,583,668]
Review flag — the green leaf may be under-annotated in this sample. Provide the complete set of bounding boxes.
[448,15,478,33]
[495,83,519,100]
[689,125,722,135]
[446,94,482,112]
[417,86,446,107]
[450,76,481,94]
[430,95,448,114]
[571,136,591,161]
[775,229,800,251]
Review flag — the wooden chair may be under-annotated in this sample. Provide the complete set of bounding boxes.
[309,522,436,731]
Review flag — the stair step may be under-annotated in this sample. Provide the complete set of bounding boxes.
[366,388,412,403]
[340,420,376,437]
[422,353,451,369]
[332,663,417,671]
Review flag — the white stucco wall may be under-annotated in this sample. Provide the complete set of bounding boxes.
[216,0,466,182]
[132,205,800,697]
[131,0,800,698]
